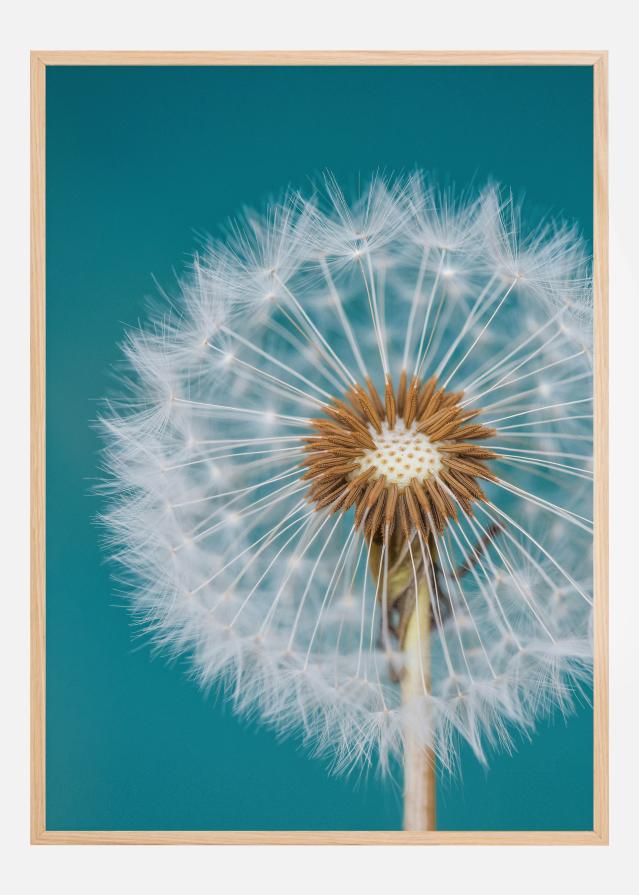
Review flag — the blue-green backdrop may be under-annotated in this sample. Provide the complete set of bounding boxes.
[46,65,593,831]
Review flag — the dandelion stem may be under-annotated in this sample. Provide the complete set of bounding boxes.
[372,536,436,830]
[401,565,436,831]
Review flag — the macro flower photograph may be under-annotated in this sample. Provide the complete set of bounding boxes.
[40,61,602,838]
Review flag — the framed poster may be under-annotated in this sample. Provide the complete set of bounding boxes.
[31,51,608,844]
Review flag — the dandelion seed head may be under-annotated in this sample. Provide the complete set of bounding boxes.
[99,172,593,775]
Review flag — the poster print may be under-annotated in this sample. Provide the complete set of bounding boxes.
[32,52,608,843]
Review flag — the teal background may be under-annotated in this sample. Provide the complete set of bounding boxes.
[46,65,593,831]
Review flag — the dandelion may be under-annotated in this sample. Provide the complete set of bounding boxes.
[100,173,593,830]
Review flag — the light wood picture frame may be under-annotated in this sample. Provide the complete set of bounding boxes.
[31,50,608,845]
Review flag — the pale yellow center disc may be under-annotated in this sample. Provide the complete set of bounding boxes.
[355,420,442,488]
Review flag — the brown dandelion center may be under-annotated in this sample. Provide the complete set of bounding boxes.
[302,371,497,543]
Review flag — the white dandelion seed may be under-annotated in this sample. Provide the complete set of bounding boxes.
[99,172,593,830]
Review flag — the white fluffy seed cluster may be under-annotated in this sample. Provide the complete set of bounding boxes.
[355,421,442,488]
[100,172,594,775]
